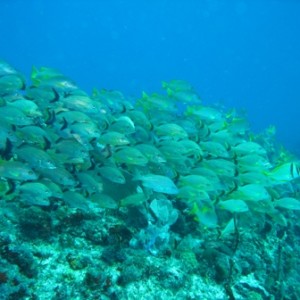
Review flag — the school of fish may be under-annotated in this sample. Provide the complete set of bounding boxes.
[0,59,300,230]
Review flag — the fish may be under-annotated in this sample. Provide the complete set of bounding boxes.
[154,123,188,140]
[113,147,148,166]
[55,110,94,125]
[170,89,201,105]
[189,198,218,228]
[3,92,27,103]
[69,121,101,141]
[38,76,79,92]
[237,154,272,172]
[63,191,90,210]
[230,184,271,202]
[119,192,148,207]
[31,66,63,86]
[97,165,126,184]
[158,141,187,161]
[0,74,25,94]
[0,106,34,126]
[218,199,249,213]
[0,60,21,76]
[176,119,199,141]
[38,167,76,187]
[0,160,38,181]
[179,175,215,191]
[201,159,237,178]
[25,86,60,105]
[76,171,103,195]
[170,158,194,175]
[18,182,52,206]
[60,94,100,115]
[267,162,300,183]
[185,105,223,123]
[7,99,42,117]
[246,198,275,214]
[209,129,234,145]
[137,92,177,113]
[177,139,203,160]
[91,88,129,114]
[109,116,135,134]
[135,144,166,163]
[1,60,299,237]
[165,81,200,104]
[209,120,227,133]
[274,197,300,210]
[52,139,89,164]
[190,167,220,184]
[90,193,118,209]
[127,110,152,130]
[232,142,267,157]
[98,131,130,146]
[147,161,178,179]
[227,117,250,135]
[133,173,178,195]
[16,126,53,149]
[199,141,229,158]
[15,145,57,169]
[130,126,152,143]
[162,79,195,93]
[238,172,271,186]
[39,178,63,198]
[177,186,210,201]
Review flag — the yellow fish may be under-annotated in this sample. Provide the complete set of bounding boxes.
[268,162,300,183]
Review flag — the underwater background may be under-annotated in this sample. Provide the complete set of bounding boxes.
[1,0,300,156]
[1,1,300,300]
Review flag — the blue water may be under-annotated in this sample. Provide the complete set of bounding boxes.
[1,0,299,156]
